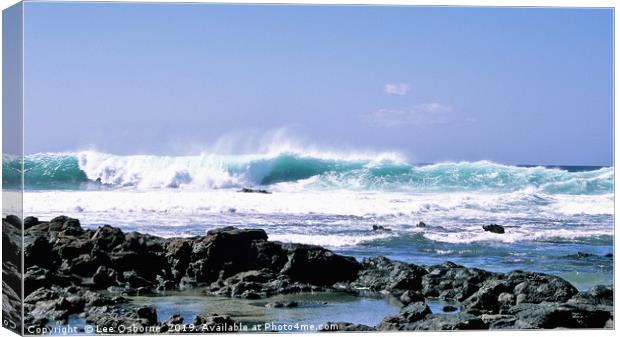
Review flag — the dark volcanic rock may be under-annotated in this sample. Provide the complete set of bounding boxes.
[165,239,192,282]
[280,243,360,285]
[406,313,489,330]
[92,266,117,289]
[351,256,427,293]
[136,306,158,323]
[568,284,613,306]
[85,305,160,331]
[24,216,40,229]
[500,302,612,329]
[378,303,432,330]
[399,290,426,306]
[4,214,21,228]
[372,225,391,232]
[17,215,614,331]
[322,322,375,331]
[462,279,512,312]
[192,314,237,332]
[482,224,505,234]
[421,262,496,301]
[187,226,271,282]
[507,270,578,304]
[160,314,184,333]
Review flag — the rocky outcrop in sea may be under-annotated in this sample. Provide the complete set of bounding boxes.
[2,215,614,332]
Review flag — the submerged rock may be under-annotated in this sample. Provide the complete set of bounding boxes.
[443,305,458,312]
[265,301,298,308]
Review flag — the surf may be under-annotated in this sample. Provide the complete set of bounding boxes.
[3,151,614,195]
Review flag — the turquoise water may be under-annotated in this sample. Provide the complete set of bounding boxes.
[3,152,613,194]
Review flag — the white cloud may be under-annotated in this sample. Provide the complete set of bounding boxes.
[363,103,453,127]
[384,83,410,95]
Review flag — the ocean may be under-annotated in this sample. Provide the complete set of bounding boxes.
[5,150,614,291]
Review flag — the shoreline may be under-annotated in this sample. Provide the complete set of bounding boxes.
[3,215,614,332]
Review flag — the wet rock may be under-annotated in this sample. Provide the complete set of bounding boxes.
[24,236,56,269]
[92,266,117,289]
[401,302,433,321]
[372,225,391,232]
[399,290,426,306]
[480,314,518,329]
[24,266,80,296]
[416,221,427,228]
[462,279,511,312]
[85,305,159,330]
[497,292,516,309]
[501,302,612,329]
[192,314,237,332]
[568,285,613,306]
[407,313,488,330]
[165,239,192,282]
[378,303,432,330]
[322,322,375,331]
[3,280,23,332]
[482,224,504,234]
[136,306,158,324]
[67,253,109,277]
[352,256,427,293]
[4,215,21,228]
[188,226,270,282]
[421,262,495,301]
[91,225,125,251]
[160,314,184,333]
[29,300,71,324]
[280,243,360,286]
[24,216,40,229]
[507,270,578,304]
[24,288,60,304]
[121,271,154,288]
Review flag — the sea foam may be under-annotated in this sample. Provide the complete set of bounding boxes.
[4,151,613,195]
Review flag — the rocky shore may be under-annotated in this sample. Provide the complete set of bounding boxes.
[2,215,614,333]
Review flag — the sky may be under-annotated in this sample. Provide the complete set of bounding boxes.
[22,3,613,165]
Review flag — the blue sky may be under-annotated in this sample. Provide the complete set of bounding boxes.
[23,3,613,165]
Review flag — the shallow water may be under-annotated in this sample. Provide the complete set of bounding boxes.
[130,291,400,332]
[336,232,613,291]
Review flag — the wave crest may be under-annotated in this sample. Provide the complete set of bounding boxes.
[3,151,613,195]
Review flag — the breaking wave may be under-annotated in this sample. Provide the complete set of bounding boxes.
[3,151,613,194]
